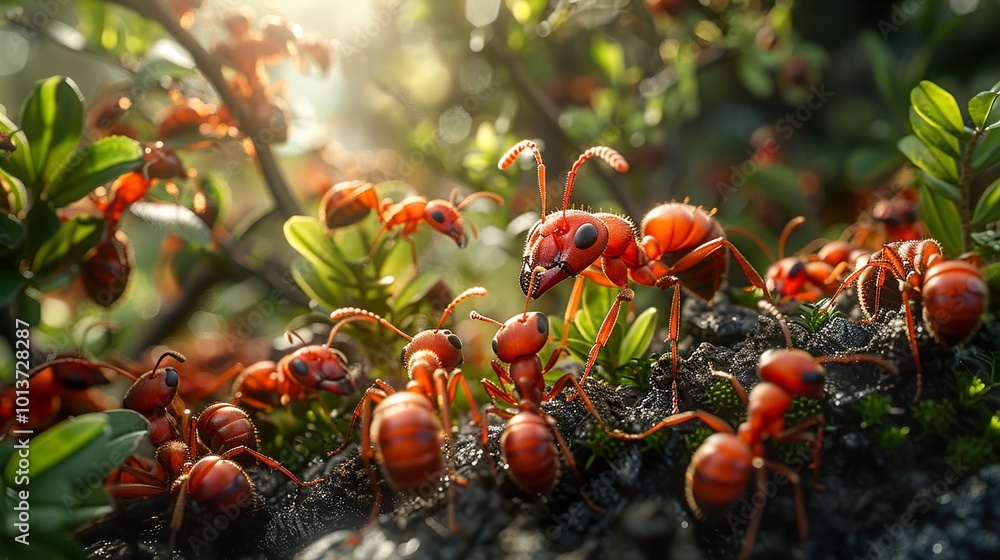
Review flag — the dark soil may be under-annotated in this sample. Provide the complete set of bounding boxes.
[81,295,1000,560]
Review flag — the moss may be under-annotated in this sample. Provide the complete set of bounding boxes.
[704,379,742,411]
[685,426,715,455]
[857,393,892,429]
[912,399,958,438]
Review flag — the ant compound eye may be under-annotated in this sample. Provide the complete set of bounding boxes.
[574,223,599,250]
[447,334,463,349]
[536,313,549,334]
[430,209,446,223]
[400,346,407,364]
[788,261,805,279]
[802,371,825,385]
[164,368,179,388]
[492,337,499,355]
[290,359,309,376]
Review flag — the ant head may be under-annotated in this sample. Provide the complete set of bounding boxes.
[757,348,825,400]
[279,345,356,396]
[765,257,807,299]
[402,329,464,373]
[520,211,609,298]
[123,351,186,415]
[490,312,550,363]
[423,201,467,248]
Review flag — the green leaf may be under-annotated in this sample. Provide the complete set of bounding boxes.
[737,54,774,98]
[918,170,962,201]
[30,215,103,276]
[23,201,60,256]
[618,307,657,367]
[0,213,25,248]
[982,262,1000,291]
[910,107,961,158]
[290,258,342,310]
[972,177,1000,226]
[19,76,85,186]
[969,91,1000,131]
[128,202,212,247]
[46,136,143,207]
[845,145,902,184]
[4,415,106,487]
[198,171,231,229]
[0,164,28,213]
[862,32,898,107]
[392,272,443,312]
[284,216,351,277]
[133,58,197,90]
[0,268,27,306]
[973,129,1000,170]
[898,135,959,184]
[910,81,965,137]
[918,181,964,256]
[0,111,33,188]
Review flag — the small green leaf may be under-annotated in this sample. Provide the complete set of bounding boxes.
[982,261,1000,290]
[46,136,143,207]
[0,268,27,306]
[973,129,1000,170]
[862,32,898,107]
[4,415,106,487]
[737,54,774,98]
[133,58,197,90]
[0,165,28,213]
[19,76,85,186]
[969,91,1000,131]
[972,177,1000,226]
[128,202,212,247]
[198,171,231,229]
[910,81,965,137]
[392,272,443,312]
[910,107,961,158]
[284,215,351,277]
[618,307,657,367]
[898,135,959,184]
[0,110,33,187]
[918,170,962,202]
[0,213,25,248]
[30,215,103,276]
[918,181,964,256]
[290,258,343,310]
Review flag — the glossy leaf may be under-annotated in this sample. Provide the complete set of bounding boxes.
[3,415,106,487]
[972,177,1000,226]
[973,129,1000,170]
[910,107,960,158]
[0,110,33,188]
[918,170,962,202]
[0,159,28,213]
[46,136,143,207]
[30,215,103,276]
[392,272,443,312]
[128,202,212,247]
[290,258,343,310]
[284,216,351,277]
[910,81,965,137]
[918,182,964,257]
[899,135,959,185]
[618,307,657,367]
[969,91,1000,131]
[0,212,25,248]
[19,76,85,186]
[0,268,27,306]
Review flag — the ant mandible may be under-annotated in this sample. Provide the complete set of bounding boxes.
[469,300,609,510]
[326,287,486,533]
[500,139,770,412]
[822,239,987,401]
[610,344,896,559]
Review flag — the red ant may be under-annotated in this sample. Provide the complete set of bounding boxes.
[326,287,486,533]
[469,304,608,510]
[122,351,190,446]
[109,404,321,551]
[80,229,134,307]
[610,345,896,559]
[822,239,987,401]
[231,316,365,411]
[500,140,770,412]
[754,216,869,304]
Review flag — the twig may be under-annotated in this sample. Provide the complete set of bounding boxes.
[108,0,303,220]
[958,131,979,253]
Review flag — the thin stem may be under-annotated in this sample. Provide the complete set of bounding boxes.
[958,130,979,253]
[108,0,303,220]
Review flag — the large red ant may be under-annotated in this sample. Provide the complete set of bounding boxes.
[822,239,987,401]
[319,180,503,266]
[610,341,896,559]
[326,287,486,532]
[469,305,608,510]
[500,139,770,412]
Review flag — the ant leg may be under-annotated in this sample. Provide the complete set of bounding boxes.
[778,416,825,484]
[432,369,460,533]
[661,280,682,413]
[358,395,383,532]
[900,290,923,402]
[578,287,635,389]
[447,372,482,424]
[482,378,518,407]
[739,467,768,560]
[710,370,749,406]
[546,373,608,430]
[610,409,734,440]
[168,476,191,551]
[329,383,391,456]
[560,276,587,350]
[491,360,515,386]
[545,414,604,513]
[480,405,515,471]
[220,446,323,486]
[764,460,808,559]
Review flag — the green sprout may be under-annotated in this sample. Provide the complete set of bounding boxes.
[792,298,844,333]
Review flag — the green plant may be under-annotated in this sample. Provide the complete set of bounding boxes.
[792,298,844,333]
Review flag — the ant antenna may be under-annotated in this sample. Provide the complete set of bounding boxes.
[325,314,377,347]
[469,310,503,327]
[499,140,547,221]
[778,216,806,260]
[817,354,898,376]
[455,190,504,211]
[436,287,487,331]
[563,146,629,219]
[758,300,793,348]
[330,308,412,341]
[153,350,186,372]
